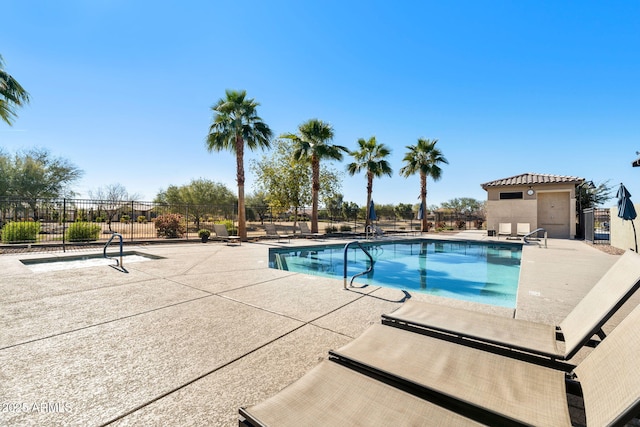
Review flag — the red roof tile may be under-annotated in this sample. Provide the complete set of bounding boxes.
[481,173,584,189]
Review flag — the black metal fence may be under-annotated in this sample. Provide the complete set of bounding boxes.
[0,197,486,250]
[582,207,610,244]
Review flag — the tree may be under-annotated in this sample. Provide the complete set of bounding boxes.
[394,203,414,220]
[347,136,393,228]
[245,191,269,223]
[282,119,348,233]
[206,90,272,240]
[10,148,82,204]
[0,55,30,126]
[399,138,448,232]
[325,193,344,220]
[251,139,342,228]
[251,139,312,224]
[89,183,140,231]
[576,180,613,210]
[155,178,236,230]
[440,197,483,216]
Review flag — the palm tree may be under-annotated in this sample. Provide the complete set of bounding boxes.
[347,136,393,228]
[282,119,348,233]
[0,54,30,126]
[206,90,272,240]
[399,138,448,232]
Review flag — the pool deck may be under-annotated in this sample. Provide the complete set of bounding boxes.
[0,231,635,426]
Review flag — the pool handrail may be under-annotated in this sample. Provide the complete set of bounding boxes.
[343,241,374,289]
[523,228,547,247]
[104,232,124,268]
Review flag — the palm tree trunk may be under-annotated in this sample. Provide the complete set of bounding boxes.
[421,173,428,232]
[365,172,373,228]
[311,156,320,234]
[236,136,247,240]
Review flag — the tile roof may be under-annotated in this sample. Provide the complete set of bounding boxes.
[481,173,584,189]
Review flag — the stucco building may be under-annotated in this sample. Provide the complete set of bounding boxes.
[482,173,585,239]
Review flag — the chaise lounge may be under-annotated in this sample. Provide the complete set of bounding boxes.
[381,250,640,369]
[240,299,640,426]
[213,224,240,245]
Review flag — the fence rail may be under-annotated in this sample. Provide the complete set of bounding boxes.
[0,197,485,251]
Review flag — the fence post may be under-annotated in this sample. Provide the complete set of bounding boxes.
[130,201,134,242]
[62,198,66,253]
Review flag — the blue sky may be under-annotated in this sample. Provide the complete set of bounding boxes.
[2,1,639,207]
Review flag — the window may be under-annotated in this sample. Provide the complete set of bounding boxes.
[499,191,523,200]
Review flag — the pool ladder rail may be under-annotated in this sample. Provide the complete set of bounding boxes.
[343,241,374,289]
[523,228,547,247]
[104,232,124,269]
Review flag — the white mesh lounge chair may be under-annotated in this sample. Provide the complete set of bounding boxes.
[517,222,531,237]
[213,224,240,245]
[299,222,323,239]
[241,302,640,426]
[497,222,511,238]
[264,223,293,242]
[382,250,640,369]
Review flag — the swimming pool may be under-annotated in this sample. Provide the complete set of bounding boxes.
[269,239,522,308]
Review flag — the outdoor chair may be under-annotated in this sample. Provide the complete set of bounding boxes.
[299,222,323,239]
[264,223,293,242]
[517,222,531,237]
[241,300,640,426]
[382,250,640,369]
[497,222,512,238]
[213,224,240,245]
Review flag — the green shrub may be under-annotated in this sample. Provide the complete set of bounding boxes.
[155,214,186,238]
[1,221,41,243]
[339,225,352,232]
[120,214,130,223]
[65,222,101,242]
[137,216,147,223]
[324,226,337,233]
[198,229,211,238]
[217,220,235,233]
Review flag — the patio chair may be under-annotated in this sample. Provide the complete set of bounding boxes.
[382,250,640,369]
[241,301,640,426]
[299,222,323,239]
[213,224,240,245]
[517,222,531,237]
[497,222,511,238]
[264,223,293,242]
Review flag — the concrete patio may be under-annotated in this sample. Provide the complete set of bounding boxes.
[0,232,635,426]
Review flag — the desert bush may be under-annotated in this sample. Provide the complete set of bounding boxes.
[120,214,130,223]
[1,221,41,243]
[324,226,337,233]
[137,216,147,223]
[339,225,352,232]
[456,220,466,230]
[65,222,101,242]
[154,214,186,238]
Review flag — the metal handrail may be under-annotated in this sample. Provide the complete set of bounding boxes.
[343,241,374,289]
[523,228,547,247]
[104,232,124,267]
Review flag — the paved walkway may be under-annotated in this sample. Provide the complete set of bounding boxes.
[0,232,631,426]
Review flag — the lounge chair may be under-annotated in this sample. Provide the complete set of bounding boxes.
[213,224,240,245]
[241,301,640,426]
[264,223,293,242]
[239,360,482,426]
[299,222,323,239]
[497,222,511,238]
[382,250,640,368]
[517,222,531,237]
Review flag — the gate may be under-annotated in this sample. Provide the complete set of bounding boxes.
[583,208,610,244]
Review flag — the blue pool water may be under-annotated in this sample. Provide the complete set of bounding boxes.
[269,239,522,308]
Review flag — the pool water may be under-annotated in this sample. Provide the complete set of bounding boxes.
[269,240,522,308]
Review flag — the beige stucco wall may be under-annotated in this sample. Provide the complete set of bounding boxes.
[485,183,577,238]
[610,204,640,251]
